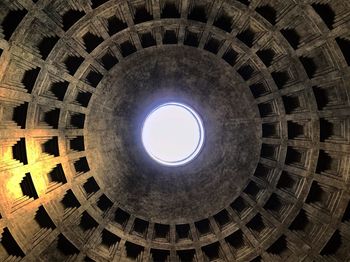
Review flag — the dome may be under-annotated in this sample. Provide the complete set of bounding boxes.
[0,0,350,261]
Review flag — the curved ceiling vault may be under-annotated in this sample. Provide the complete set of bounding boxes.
[0,0,350,261]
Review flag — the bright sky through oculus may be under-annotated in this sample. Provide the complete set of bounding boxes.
[142,102,204,166]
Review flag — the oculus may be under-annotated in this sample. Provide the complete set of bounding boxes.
[141,102,205,166]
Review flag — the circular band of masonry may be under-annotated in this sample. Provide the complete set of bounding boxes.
[0,0,349,261]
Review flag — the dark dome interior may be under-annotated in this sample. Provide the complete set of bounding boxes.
[0,0,350,261]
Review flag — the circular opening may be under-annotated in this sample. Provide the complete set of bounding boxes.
[142,102,204,166]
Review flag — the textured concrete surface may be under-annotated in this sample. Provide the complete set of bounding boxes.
[86,47,261,222]
[0,0,349,261]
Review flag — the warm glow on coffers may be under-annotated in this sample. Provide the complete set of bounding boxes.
[4,141,55,207]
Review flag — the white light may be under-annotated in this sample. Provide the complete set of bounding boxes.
[142,102,204,166]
